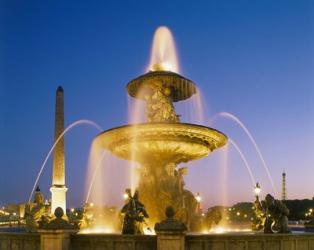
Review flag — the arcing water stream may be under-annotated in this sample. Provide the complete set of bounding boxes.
[28,119,103,203]
[210,112,278,195]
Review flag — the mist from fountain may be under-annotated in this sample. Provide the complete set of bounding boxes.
[28,119,103,203]
[210,112,278,195]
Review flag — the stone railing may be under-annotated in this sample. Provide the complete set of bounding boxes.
[2,230,314,250]
[186,233,314,250]
[0,232,40,250]
[70,234,156,250]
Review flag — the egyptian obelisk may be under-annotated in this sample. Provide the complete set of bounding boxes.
[50,86,67,214]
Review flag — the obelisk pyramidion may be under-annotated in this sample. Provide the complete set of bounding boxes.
[50,86,67,214]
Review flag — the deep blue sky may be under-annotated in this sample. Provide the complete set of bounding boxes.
[0,0,313,208]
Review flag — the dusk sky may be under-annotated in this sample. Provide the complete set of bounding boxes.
[1,0,313,209]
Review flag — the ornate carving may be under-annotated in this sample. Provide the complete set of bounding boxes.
[95,123,227,164]
[253,194,290,234]
[145,83,180,123]
[137,162,198,230]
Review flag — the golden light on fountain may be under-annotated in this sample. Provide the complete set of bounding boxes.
[92,26,228,229]
[206,227,252,234]
[148,26,179,73]
[79,227,114,234]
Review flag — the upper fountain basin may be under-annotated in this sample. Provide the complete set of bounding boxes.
[127,71,197,102]
[94,123,228,164]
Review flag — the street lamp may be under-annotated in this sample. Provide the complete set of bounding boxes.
[123,192,129,200]
[254,182,261,197]
[123,188,132,201]
[195,192,202,214]
[196,193,202,203]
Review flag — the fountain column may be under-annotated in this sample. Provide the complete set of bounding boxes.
[50,86,67,214]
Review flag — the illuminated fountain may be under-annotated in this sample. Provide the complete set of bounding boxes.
[92,26,228,230]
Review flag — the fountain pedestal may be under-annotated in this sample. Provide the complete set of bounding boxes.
[40,230,74,250]
[155,207,187,250]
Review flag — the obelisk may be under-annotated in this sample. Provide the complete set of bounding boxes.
[50,86,67,214]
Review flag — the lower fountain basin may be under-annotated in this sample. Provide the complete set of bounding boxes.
[94,123,227,164]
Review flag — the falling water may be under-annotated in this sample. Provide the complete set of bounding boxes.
[85,150,107,204]
[28,119,103,203]
[127,90,147,194]
[128,25,181,193]
[177,86,205,125]
[210,112,278,195]
[228,138,256,186]
[84,142,107,206]
[83,142,125,233]
[147,26,179,73]
[220,144,229,206]
[215,144,230,227]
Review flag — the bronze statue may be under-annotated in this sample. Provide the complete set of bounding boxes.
[263,194,290,233]
[121,190,149,234]
[254,194,290,234]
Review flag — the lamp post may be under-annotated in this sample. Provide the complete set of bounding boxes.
[254,182,261,201]
[123,188,132,203]
[196,192,202,214]
[252,182,264,231]
[123,192,129,200]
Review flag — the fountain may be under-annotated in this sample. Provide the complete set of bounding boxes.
[93,27,228,230]
[2,26,314,250]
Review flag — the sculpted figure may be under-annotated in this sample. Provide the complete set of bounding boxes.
[252,196,265,231]
[145,84,180,123]
[25,186,47,232]
[121,190,149,234]
[42,207,78,230]
[176,167,188,195]
[263,194,290,234]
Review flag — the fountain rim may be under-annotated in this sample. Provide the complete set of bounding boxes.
[94,122,228,141]
[126,70,197,102]
[93,122,228,164]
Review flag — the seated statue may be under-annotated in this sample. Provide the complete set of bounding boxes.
[25,186,48,232]
[263,194,290,234]
[121,190,149,234]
